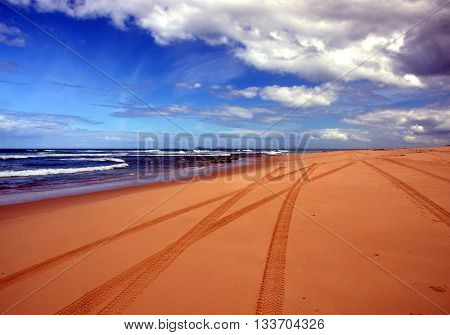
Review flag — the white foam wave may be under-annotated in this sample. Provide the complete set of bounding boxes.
[0,153,119,159]
[61,157,126,163]
[262,150,284,155]
[0,155,30,159]
[38,153,114,157]
[0,163,129,178]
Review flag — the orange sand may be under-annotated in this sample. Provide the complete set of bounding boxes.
[0,147,449,315]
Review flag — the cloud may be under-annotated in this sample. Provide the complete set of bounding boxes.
[0,22,25,47]
[0,60,18,72]
[306,128,371,142]
[51,81,85,89]
[343,107,450,144]
[176,82,202,89]
[228,86,259,99]
[0,110,101,134]
[9,0,448,87]
[259,85,338,107]
[217,84,338,107]
[111,103,285,126]
[393,10,450,77]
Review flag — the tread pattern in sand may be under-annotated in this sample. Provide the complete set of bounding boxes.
[255,165,317,315]
[0,189,241,290]
[383,158,450,184]
[0,167,296,290]
[363,161,450,226]
[56,160,357,315]
[57,167,298,314]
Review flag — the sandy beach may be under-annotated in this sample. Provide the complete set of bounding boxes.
[0,146,449,315]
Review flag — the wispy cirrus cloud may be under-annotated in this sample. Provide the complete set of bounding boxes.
[176,82,202,89]
[111,103,280,125]
[0,22,25,47]
[0,110,102,134]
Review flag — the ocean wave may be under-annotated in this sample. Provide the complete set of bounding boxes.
[0,153,118,159]
[61,157,126,163]
[0,163,129,178]
[262,150,284,155]
[0,155,30,159]
[37,153,115,157]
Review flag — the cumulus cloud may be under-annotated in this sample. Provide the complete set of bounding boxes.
[0,22,25,47]
[228,86,259,99]
[218,84,338,107]
[343,108,450,144]
[259,85,338,107]
[306,128,371,142]
[9,0,448,87]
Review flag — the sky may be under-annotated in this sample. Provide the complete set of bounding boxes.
[0,0,449,149]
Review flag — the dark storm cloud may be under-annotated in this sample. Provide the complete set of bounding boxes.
[395,11,450,77]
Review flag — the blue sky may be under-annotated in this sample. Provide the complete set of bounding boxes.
[0,0,449,149]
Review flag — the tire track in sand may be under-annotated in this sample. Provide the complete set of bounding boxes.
[0,166,293,290]
[98,166,317,315]
[383,158,450,184]
[363,161,450,226]
[58,160,355,314]
[0,189,239,290]
[309,160,355,181]
[255,165,318,315]
[57,166,292,314]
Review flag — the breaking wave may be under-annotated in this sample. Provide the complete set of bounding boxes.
[0,163,129,178]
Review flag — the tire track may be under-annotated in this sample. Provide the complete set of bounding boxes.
[383,158,450,184]
[0,167,291,290]
[0,189,239,290]
[57,166,292,314]
[57,160,355,315]
[255,165,318,315]
[98,166,316,315]
[310,160,355,181]
[363,161,450,226]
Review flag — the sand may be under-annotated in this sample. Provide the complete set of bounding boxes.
[0,147,449,315]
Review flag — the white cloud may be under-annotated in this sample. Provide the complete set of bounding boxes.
[343,108,450,144]
[410,124,425,133]
[259,84,337,107]
[10,0,444,87]
[229,86,259,98]
[319,129,349,141]
[306,128,372,142]
[221,84,338,107]
[0,22,25,47]
[176,82,202,89]
[200,105,277,121]
[403,135,418,143]
[0,110,100,133]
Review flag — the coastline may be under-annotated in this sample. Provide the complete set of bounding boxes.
[0,150,310,206]
[0,146,448,315]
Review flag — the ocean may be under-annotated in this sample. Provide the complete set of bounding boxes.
[0,148,290,205]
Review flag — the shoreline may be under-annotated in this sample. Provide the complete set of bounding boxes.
[0,150,318,207]
[0,146,448,314]
[0,154,281,215]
